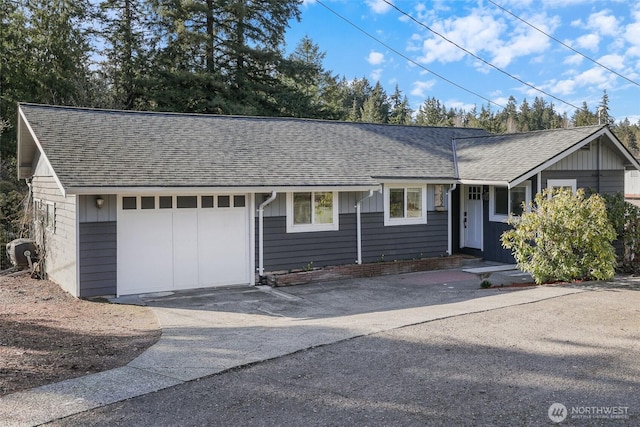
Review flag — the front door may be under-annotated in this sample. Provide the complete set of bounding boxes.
[462,185,483,249]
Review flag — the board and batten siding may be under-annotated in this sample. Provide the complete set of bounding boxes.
[31,172,78,296]
[546,140,624,171]
[78,195,118,297]
[542,170,624,194]
[257,211,449,272]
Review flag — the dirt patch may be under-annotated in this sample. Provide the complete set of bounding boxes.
[0,273,160,396]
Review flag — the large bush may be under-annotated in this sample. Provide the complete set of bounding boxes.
[601,192,640,273]
[501,188,616,284]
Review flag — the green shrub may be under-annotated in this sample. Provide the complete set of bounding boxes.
[501,188,616,284]
[602,192,640,273]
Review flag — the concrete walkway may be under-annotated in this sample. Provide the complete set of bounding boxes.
[0,267,584,426]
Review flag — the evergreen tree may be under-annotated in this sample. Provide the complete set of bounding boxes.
[98,0,152,109]
[360,82,389,123]
[344,77,372,122]
[597,90,614,125]
[388,85,412,125]
[572,102,597,126]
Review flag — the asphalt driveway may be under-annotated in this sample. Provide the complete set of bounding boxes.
[2,268,639,426]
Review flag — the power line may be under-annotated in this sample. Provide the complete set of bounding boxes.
[315,0,505,110]
[488,0,640,89]
[382,0,582,111]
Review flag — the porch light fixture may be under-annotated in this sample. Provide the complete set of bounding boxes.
[95,196,105,209]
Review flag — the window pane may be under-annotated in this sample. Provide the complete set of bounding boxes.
[122,197,137,210]
[494,187,508,215]
[218,195,230,208]
[177,196,197,208]
[141,196,155,210]
[314,192,333,224]
[389,189,404,218]
[293,192,311,225]
[233,195,246,208]
[406,188,422,218]
[510,187,526,216]
[159,196,172,209]
[201,196,214,208]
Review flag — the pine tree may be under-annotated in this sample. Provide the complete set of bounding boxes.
[360,82,389,123]
[388,85,412,125]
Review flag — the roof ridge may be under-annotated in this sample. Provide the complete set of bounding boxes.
[18,102,487,131]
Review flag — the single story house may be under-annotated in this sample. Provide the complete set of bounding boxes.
[16,103,640,297]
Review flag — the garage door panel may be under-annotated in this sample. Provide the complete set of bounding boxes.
[198,209,249,285]
[118,211,173,294]
[174,211,199,290]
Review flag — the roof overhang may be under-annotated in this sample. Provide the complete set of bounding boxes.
[65,184,383,195]
[508,126,640,188]
[459,179,510,187]
[17,106,67,197]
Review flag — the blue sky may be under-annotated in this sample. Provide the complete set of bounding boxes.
[284,0,640,124]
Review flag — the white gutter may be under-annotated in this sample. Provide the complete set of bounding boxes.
[447,183,457,256]
[355,190,375,264]
[257,191,277,278]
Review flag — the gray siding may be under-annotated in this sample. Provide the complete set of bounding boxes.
[257,212,448,272]
[78,195,117,223]
[547,140,624,171]
[79,222,117,297]
[542,170,624,194]
[32,171,77,295]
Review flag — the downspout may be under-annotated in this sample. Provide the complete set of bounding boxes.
[257,191,277,281]
[356,190,375,264]
[447,184,457,256]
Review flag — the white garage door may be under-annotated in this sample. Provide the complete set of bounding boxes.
[117,194,251,295]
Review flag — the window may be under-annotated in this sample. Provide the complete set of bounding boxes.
[234,195,246,208]
[45,202,55,232]
[286,191,339,233]
[122,197,137,210]
[159,196,172,209]
[547,179,577,197]
[218,195,230,208]
[141,196,155,210]
[384,184,427,226]
[177,196,197,208]
[201,196,214,208]
[489,181,531,222]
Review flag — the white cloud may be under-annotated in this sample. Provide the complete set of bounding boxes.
[563,54,584,66]
[366,0,392,14]
[550,79,577,95]
[370,68,383,82]
[575,33,600,51]
[624,20,640,56]
[366,51,385,65]
[587,10,619,37]
[597,54,625,70]
[411,80,436,98]
[416,12,505,64]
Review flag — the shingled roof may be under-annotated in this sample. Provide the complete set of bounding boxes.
[454,125,632,185]
[18,103,489,191]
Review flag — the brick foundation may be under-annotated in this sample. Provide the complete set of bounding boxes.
[263,255,463,287]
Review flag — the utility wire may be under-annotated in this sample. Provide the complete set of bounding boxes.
[488,0,640,88]
[382,0,582,111]
[315,0,505,110]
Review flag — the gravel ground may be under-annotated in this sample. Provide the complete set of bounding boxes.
[49,285,640,426]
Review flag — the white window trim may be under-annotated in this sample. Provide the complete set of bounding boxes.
[489,181,531,223]
[547,179,577,197]
[383,184,428,226]
[286,191,339,233]
[45,201,56,232]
